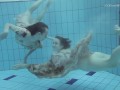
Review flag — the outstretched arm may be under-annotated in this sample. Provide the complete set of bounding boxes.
[24,49,36,64]
[3,23,30,35]
[71,32,92,59]
[9,23,31,37]
[0,23,10,41]
[0,23,31,41]
[12,63,30,70]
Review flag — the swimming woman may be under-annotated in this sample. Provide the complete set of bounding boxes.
[0,0,53,63]
[12,32,120,78]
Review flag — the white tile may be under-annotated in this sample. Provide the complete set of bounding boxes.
[104,85,116,90]
[0,69,120,90]
[57,84,70,90]
[0,80,18,89]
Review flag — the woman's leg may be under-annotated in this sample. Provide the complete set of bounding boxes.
[15,0,46,26]
[28,0,46,13]
[24,49,36,64]
[34,0,52,23]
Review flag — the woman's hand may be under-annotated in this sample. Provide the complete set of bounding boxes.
[51,54,60,65]
[0,32,8,41]
[0,23,10,41]
[4,23,11,32]
[51,53,65,67]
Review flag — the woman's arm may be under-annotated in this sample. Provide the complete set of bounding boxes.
[24,49,36,64]
[0,23,10,40]
[72,32,92,58]
[9,24,31,36]
[51,50,71,67]
[12,64,30,70]
[0,23,20,40]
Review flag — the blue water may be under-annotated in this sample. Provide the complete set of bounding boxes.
[0,0,120,90]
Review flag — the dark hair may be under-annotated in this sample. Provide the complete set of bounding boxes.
[25,22,48,36]
[55,36,71,49]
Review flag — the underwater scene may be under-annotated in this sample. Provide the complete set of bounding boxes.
[0,0,120,90]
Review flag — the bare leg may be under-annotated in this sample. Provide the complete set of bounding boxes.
[24,49,36,64]
[34,0,53,22]
[28,0,46,13]
[15,0,46,26]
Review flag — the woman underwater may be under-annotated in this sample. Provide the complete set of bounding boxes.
[0,0,53,63]
[12,32,120,78]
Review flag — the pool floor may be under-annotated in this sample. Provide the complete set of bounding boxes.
[0,69,120,90]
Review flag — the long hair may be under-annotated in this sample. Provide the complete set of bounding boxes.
[26,22,48,36]
[55,36,71,49]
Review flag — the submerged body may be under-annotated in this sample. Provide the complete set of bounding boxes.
[27,48,72,78]
[0,0,52,63]
[75,53,112,71]
[13,33,120,78]
[15,22,48,50]
[78,47,120,71]
[15,0,52,28]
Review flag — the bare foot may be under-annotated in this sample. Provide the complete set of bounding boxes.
[83,32,93,44]
[71,32,92,58]
[78,32,93,47]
